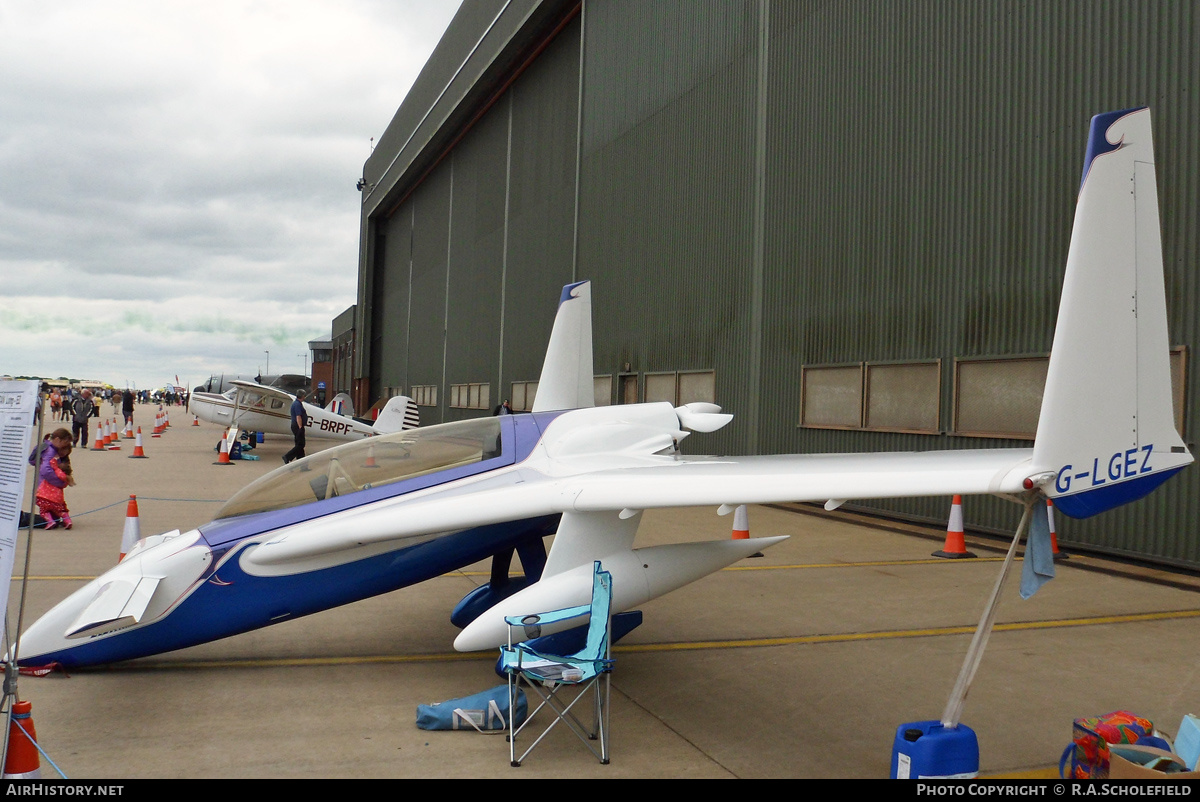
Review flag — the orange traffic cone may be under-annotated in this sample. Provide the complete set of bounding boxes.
[119,495,141,561]
[730,504,764,558]
[123,420,135,439]
[91,421,105,451]
[101,419,112,446]
[1047,498,1067,561]
[129,428,148,458]
[731,504,749,540]
[364,444,379,469]
[933,495,977,559]
[152,409,163,437]
[192,415,200,426]
[2,700,42,779]
[213,434,233,465]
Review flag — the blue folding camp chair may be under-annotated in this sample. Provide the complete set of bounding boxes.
[499,561,614,766]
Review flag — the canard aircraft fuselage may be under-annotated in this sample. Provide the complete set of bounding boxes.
[16,108,1191,668]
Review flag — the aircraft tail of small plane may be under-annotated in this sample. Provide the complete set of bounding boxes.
[371,395,420,434]
[325,392,354,416]
[1030,108,1191,517]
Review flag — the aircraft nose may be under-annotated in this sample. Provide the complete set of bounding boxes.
[15,528,210,668]
[14,579,102,665]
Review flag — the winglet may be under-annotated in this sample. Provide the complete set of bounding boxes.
[532,280,594,412]
[1033,108,1192,517]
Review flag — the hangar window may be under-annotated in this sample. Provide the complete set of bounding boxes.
[678,371,717,405]
[864,361,941,434]
[510,381,538,412]
[450,382,491,410]
[411,385,437,407]
[953,357,1048,439]
[644,372,677,404]
[800,364,863,429]
[593,375,613,406]
[641,371,718,406]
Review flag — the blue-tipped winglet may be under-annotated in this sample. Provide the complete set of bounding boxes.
[534,281,594,412]
[1080,107,1144,192]
[559,280,588,306]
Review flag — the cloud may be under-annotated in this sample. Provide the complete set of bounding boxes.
[0,0,462,387]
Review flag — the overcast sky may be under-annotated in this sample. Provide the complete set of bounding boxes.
[0,0,462,390]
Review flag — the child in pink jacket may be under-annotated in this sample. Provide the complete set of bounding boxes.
[31,429,76,529]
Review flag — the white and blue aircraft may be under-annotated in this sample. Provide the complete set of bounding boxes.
[15,107,1192,668]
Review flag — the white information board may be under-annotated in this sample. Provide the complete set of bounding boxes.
[0,381,40,650]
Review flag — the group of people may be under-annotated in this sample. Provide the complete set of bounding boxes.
[25,381,199,532]
[30,386,138,530]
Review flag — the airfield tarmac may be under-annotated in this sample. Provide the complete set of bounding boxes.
[9,407,1200,779]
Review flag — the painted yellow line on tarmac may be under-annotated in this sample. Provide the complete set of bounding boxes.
[79,608,1200,672]
[17,576,96,582]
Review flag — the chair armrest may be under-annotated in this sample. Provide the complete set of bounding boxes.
[503,604,591,627]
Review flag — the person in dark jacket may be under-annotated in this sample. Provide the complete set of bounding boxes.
[283,390,309,464]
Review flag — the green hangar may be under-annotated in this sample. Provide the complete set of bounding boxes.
[351,1,1200,568]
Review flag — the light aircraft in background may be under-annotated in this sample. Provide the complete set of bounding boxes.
[15,108,1191,668]
[189,380,419,440]
[194,374,309,396]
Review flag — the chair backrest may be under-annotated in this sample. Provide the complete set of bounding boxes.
[578,561,613,660]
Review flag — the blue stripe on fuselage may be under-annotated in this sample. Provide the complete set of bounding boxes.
[22,515,562,668]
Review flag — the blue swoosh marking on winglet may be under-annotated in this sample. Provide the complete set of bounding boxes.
[1052,466,1184,519]
[559,280,589,305]
[1080,107,1145,192]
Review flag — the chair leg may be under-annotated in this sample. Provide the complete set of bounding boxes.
[511,675,610,765]
[589,678,601,740]
[599,672,610,764]
[509,673,519,767]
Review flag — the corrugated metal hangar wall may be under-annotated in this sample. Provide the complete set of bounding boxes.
[356,0,1200,568]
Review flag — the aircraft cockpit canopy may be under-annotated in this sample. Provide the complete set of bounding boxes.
[216,417,504,519]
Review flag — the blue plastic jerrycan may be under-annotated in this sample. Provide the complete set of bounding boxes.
[890,720,979,779]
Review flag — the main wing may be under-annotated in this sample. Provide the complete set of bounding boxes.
[562,449,1032,512]
[241,422,1030,569]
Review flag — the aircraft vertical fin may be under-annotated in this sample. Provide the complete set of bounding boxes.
[1032,108,1192,517]
[371,395,420,434]
[531,281,594,413]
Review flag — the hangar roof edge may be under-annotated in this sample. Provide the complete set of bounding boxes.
[361,0,578,220]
